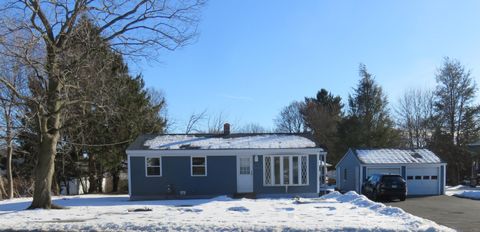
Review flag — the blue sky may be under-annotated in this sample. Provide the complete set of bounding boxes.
[137,1,480,132]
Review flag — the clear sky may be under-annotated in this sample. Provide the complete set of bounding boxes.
[137,1,480,132]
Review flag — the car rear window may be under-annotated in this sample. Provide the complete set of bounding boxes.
[382,175,404,184]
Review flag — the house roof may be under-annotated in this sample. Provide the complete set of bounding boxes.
[352,148,442,164]
[127,133,323,151]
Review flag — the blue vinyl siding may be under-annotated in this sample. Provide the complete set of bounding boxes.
[130,156,236,197]
[362,166,367,181]
[336,150,360,192]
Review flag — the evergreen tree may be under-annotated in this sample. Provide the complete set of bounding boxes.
[19,18,167,194]
[339,64,399,148]
[301,89,343,164]
[430,57,480,184]
[59,19,166,193]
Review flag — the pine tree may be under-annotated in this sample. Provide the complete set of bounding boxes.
[19,18,167,194]
[339,64,399,148]
[430,57,480,184]
[301,89,343,164]
[59,19,166,193]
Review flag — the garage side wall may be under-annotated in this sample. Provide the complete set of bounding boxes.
[336,150,360,193]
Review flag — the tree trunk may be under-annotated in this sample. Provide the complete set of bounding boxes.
[112,171,119,193]
[0,176,6,199]
[28,134,62,209]
[6,140,13,199]
[29,46,64,209]
[88,153,97,193]
[52,174,60,196]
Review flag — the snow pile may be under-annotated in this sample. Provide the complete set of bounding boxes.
[454,191,480,200]
[0,193,453,231]
[447,185,466,190]
[144,134,317,149]
[445,185,480,200]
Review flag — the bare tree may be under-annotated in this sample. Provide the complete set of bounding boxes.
[395,88,435,148]
[0,0,205,209]
[147,88,167,120]
[0,54,29,199]
[207,112,227,134]
[274,101,305,133]
[185,110,207,134]
[237,123,268,133]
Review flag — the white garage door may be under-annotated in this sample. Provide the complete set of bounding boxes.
[406,167,439,195]
[366,167,401,177]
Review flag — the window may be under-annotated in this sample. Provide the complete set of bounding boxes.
[283,156,290,184]
[239,157,251,174]
[264,156,272,184]
[423,176,430,180]
[191,156,207,176]
[431,175,438,180]
[263,155,308,186]
[343,168,347,181]
[415,176,421,180]
[274,157,281,184]
[292,156,299,184]
[146,157,161,176]
[407,176,413,180]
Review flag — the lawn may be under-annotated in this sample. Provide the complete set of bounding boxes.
[0,191,453,231]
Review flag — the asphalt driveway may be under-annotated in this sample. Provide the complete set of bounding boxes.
[386,195,480,231]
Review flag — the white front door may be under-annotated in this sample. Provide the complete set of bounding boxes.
[237,156,253,193]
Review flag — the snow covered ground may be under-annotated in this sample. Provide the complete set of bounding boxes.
[0,191,453,231]
[445,185,480,200]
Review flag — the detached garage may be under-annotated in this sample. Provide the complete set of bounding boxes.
[336,148,446,196]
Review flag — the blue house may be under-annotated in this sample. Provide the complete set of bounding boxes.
[336,148,446,196]
[126,126,327,200]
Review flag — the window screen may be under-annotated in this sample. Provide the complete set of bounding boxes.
[146,157,161,176]
[192,157,207,176]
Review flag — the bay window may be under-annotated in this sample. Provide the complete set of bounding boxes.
[264,155,308,186]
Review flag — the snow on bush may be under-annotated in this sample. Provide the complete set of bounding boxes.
[0,192,453,231]
[446,185,480,200]
[454,190,480,200]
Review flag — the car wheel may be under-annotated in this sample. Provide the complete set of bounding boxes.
[400,195,406,201]
[372,190,378,201]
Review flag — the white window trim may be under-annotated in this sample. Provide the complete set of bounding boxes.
[263,155,309,186]
[191,156,207,177]
[145,156,162,177]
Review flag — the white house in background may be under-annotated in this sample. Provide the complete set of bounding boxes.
[336,148,446,196]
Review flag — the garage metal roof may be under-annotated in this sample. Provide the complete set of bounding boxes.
[354,148,442,164]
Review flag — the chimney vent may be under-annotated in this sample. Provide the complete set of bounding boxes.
[223,123,230,135]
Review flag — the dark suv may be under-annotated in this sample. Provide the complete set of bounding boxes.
[362,174,406,201]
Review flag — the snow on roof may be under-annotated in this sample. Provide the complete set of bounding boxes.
[143,134,317,150]
[355,149,442,164]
